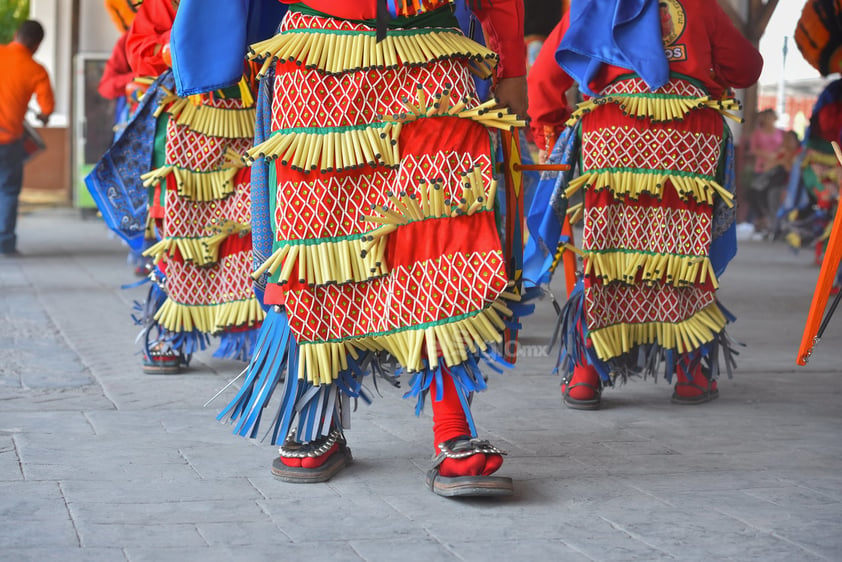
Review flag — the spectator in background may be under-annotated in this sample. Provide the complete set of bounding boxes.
[0,20,54,257]
[748,109,784,228]
[748,129,801,235]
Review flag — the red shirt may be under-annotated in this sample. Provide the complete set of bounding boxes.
[279,0,526,79]
[0,42,54,144]
[528,0,763,148]
[125,0,177,78]
[98,33,134,100]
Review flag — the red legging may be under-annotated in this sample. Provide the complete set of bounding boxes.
[430,368,502,477]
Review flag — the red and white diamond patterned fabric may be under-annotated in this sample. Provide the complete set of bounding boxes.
[266,11,508,353]
[157,89,263,335]
[579,78,726,357]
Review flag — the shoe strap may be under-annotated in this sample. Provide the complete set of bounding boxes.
[279,427,345,459]
[431,436,506,468]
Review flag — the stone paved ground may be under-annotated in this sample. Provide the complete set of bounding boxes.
[1,208,840,561]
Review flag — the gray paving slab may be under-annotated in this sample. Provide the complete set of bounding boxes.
[0,208,840,561]
[123,544,362,562]
[0,435,24,481]
[1,549,126,562]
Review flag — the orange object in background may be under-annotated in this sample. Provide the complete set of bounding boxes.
[106,0,143,32]
[795,0,842,76]
[797,142,842,365]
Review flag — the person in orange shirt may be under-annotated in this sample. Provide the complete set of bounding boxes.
[0,20,55,256]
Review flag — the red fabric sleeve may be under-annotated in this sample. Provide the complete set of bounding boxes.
[98,34,133,100]
[526,16,573,149]
[706,5,763,90]
[125,0,177,78]
[473,0,527,79]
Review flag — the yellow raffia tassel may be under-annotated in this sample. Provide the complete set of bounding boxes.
[585,251,718,288]
[143,237,217,267]
[245,127,395,172]
[588,301,727,360]
[214,298,266,332]
[202,220,252,264]
[565,94,743,126]
[566,202,584,224]
[249,28,498,77]
[154,299,217,334]
[571,170,734,208]
[144,213,157,240]
[252,238,387,286]
[237,76,255,108]
[381,93,525,132]
[140,165,174,188]
[153,87,179,118]
[163,97,256,139]
[293,290,519,385]
[564,173,595,200]
[169,167,241,202]
[156,298,265,335]
[359,163,495,264]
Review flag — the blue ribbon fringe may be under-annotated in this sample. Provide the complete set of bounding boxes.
[217,307,514,444]
[550,277,740,384]
[214,328,259,362]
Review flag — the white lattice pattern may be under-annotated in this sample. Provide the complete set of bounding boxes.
[583,203,712,256]
[282,9,457,34]
[585,283,716,330]
[274,152,492,242]
[202,96,248,110]
[286,250,507,343]
[165,121,252,172]
[273,59,475,130]
[163,174,252,239]
[600,77,707,98]
[167,249,256,306]
[582,125,721,176]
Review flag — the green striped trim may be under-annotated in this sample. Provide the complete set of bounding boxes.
[276,26,464,38]
[168,297,259,308]
[584,166,716,182]
[272,232,368,247]
[584,248,708,260]
[268,122,388,137]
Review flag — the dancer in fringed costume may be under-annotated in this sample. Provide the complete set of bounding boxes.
[526,0,762,409]
[170,0,528,496]
[87,0,265,374]
[131,0,265,371]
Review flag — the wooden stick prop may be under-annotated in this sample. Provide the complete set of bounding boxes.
[560,215,578,298]
[797,141,842,365]
[500,129,524,363]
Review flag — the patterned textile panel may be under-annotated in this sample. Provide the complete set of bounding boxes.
[166,250,257,307]
[163,171,252,240]
[264,9,510,374]
[576,78,728,361]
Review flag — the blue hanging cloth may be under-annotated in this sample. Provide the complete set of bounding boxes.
[170,0,287,96]
[555,0,668,97]
[85,72,174,252]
